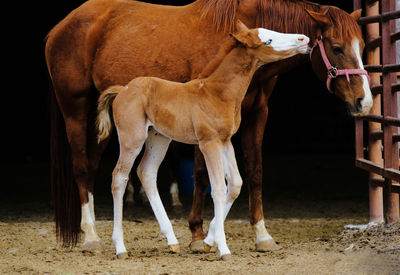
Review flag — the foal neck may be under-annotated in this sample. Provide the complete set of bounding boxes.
[203,46,259,104]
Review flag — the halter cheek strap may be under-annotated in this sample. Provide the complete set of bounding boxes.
[310,36,370,93]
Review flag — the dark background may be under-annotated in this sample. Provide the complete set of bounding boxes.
[1,0,369,202]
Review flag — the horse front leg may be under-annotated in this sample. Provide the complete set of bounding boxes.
[241,80,280,252]
[199,140,230,260]
[188,146,210,252]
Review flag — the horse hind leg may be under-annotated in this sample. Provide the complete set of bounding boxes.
[137,129,179,253]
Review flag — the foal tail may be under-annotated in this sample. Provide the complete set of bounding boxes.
[96,85,125,143]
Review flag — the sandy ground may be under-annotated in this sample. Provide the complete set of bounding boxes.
[0,195,399,275]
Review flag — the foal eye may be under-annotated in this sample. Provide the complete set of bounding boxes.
[265,39,272,45]
[332,46,343,55]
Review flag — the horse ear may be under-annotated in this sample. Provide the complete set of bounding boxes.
[305,9,332,29]
[350,9,362,21]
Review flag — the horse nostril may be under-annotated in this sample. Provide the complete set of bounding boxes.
[298,37,304,42]
[356,98,363,112]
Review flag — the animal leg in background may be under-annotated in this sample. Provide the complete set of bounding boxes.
[137,129,180,252]
[241,78,280,252]
[203,141,243,252]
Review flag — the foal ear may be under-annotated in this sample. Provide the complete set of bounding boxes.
[230,20,263,48]
[230,31,263,48]
[305,9,332,29]
[350,9,362,21]
[235,19,250,33]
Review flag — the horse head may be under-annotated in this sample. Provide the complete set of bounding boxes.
[306,7,372,116]
[231,20,310,64]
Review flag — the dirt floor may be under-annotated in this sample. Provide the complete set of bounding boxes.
[1,194,399,275]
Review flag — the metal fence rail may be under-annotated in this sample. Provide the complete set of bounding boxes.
[353,0,399,223]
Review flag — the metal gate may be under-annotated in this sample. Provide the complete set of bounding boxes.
[353,0,400,223]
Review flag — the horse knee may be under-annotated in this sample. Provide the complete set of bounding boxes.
[136,169,157,195]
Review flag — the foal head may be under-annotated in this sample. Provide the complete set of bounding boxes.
[231,20,310,65]
[306,8,372,116]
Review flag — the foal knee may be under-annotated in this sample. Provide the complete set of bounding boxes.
[211,185,227,204]
[228,177,243,202]
[136,168,157,195]
[112,171,129,195]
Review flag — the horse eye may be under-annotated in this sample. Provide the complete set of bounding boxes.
[332,46,343,55]
[266,39,272,45]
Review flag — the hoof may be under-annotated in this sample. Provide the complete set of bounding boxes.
[116,252,128,259]
[171,205,184,214]
[203,242,213,253]
[169,244,180,253]
[255,239,280,252]
[189,240,205,253]
[221,253,232,261]
[82,240,104,252]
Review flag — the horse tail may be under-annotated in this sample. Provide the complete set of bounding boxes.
[97,85,124,143]
[49,80,81,247]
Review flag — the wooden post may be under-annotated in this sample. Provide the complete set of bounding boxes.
[366,0,385,223]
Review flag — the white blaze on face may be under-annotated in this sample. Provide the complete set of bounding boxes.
[352,38,373,114]
[257,28,309,52]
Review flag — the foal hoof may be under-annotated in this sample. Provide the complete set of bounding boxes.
[169,244,180,253]
[221,253,232,261]
[189,240,205,253]
[255,239,281,252]
[82,240,104,252]
[203,242,213,253]
[116,252,128,259]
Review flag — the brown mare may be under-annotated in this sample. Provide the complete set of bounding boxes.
[45,0,372,251]
[96,21,309,259]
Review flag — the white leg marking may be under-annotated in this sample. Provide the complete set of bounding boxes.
[81,197,100,244]
[253,220,273,243]
[352,38,373,115]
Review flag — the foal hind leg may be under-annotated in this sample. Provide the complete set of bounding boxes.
[111,128,146,258]
[203,141,243,254]
[137,129,179,252]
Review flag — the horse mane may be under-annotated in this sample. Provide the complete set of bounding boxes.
[256,0,321,37]
[197,0,240,32]
[198,38,238,79]
[324,6,363,40]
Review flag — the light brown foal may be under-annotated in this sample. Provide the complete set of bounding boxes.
[97,20,309,260]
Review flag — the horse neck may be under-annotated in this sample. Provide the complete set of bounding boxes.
[204,46,259,105]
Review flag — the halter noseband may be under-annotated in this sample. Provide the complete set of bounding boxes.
[309,36,370,93]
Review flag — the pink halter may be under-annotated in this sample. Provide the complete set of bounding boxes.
[310,36,370,93]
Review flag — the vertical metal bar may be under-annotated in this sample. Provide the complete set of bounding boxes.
[353,0,362,10]
[381,0,400,223]
[366,0,385,223]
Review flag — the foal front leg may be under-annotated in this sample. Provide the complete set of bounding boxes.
[137,129,179,252]
[199,140,230,260]
[203,141,243,253]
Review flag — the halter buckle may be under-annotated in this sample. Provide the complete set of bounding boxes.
[328,67,338,78]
